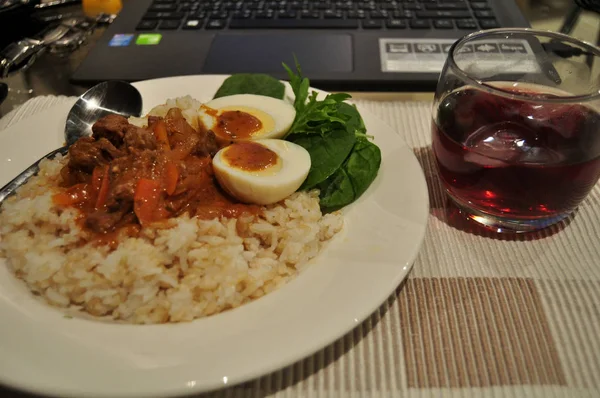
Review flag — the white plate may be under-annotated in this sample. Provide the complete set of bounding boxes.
[0,76,428,397]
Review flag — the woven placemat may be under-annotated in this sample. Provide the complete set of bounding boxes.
[1,97,599,398]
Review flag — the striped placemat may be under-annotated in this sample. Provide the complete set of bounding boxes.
[1,97,599,398]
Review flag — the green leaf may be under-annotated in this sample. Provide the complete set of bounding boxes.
[286,92,352,137]
[213,74,285,99]
[337,102,366,135]
[318,167,355,209]
[282,60,309,111]
[318,135,381,210]
[345,136,381,199]
[279,59,381,210]
[289,128,356,190]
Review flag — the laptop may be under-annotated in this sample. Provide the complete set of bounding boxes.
[71,0,530,91]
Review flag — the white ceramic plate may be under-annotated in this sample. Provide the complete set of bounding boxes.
[0,76,428,397]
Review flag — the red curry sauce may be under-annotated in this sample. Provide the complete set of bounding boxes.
[53,109,261,243]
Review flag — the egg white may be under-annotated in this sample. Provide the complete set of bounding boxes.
[213,139,311,205]
[199,94,296,141]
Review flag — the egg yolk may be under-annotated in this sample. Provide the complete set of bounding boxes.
[215,110,262,139]
[223,141,281,173]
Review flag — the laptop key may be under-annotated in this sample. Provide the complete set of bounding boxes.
[229,18,359,28]
[470,2,490,10]
[386,19,407,28]
[362,19,382,28]
[300,10,320,18]
[347,10,366,18]
[144,12,185,20]
[189,11,207,18]
[206,19,226,28]
[425,3,468,10]
[409,19,430,28]
[474,10,494,18]
[369,10,388,18]
[404,3,421,9]
[456,18,477,29]
[183,18,203,29]
[278,10,297,17]
[416,10,470,18]
[150,3,178,11]
[232,10,251,18]
[324,10,343,18]
[211,11,229,18]
[159,20,181,29]
[433,19,453,28]
[136,20,158,30]
[255,10,275,18]
[479,18,498,28]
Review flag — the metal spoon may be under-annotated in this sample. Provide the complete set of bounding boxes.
[0,80,142,203]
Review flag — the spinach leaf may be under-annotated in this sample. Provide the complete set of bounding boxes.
[318,167,355,209]
[214,74,285,99]
[289,128,356,190]
[286,92,351,137]
[337,102,366,135]
[282,60,309,112]
[319,135,381,210]
[345,135,381,199]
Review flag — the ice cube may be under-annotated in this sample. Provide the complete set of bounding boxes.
[464,121,563,166]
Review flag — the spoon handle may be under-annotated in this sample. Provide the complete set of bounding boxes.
[0,146,69,204]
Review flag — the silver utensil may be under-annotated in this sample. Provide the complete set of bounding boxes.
[0,80,142,203]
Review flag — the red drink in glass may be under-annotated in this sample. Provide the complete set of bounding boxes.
[432,83,600,222]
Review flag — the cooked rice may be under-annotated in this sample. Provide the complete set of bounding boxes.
[0,96,343,324]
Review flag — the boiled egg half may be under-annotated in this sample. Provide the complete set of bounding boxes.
[213,139,311,205]
[199,94,296,143]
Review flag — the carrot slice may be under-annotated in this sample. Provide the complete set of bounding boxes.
[164,161,179,196]
[152,119,171,151]
[134,178,166,226]
[94,165,110,209]
[91,166,103,193]
[53,183,90,206]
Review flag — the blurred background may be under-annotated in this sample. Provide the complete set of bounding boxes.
[0,0,598,117]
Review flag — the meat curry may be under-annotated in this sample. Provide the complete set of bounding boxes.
[53,109,260,236]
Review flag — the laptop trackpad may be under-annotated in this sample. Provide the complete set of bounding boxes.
[203,34,353,73]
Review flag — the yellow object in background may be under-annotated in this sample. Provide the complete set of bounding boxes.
[82,0,123,17]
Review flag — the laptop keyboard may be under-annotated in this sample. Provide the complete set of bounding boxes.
[136,0,499,31]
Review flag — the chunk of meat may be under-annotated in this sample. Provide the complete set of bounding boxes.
[60,165,89,186]
[195,129,219,157]
[106,150,164,208]
[85,206,134,234]
[123,125,157,152]
[68,137,124,172]
[91,114,130,146]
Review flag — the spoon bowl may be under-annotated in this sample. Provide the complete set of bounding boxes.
[65,81,143,146]
[0,80,142,203]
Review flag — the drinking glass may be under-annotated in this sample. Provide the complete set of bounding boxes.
[432,28,600,233]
